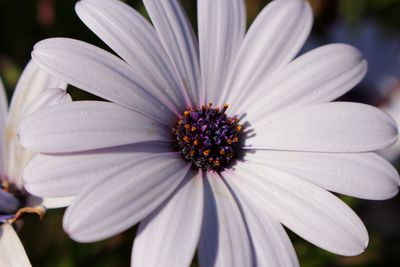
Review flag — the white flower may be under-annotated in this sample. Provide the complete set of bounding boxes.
[19,0,400,266]
[0,61,71,266]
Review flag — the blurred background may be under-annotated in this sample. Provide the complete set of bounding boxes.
[0,0,399,266]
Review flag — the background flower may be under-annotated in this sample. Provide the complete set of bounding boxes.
[0,61,70,266]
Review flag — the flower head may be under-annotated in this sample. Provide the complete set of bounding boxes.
[0,61,71,266]
[172,104,242,171]
[20,0,400,266]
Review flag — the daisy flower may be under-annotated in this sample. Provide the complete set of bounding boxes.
[19,0,400,266]
[0,61,71,266]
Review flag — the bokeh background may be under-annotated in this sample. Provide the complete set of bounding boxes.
[0,0,399,266]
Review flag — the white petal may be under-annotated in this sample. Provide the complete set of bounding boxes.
[63,154,190,242]
[198,173,252,267]
[222,176,299,267]
[246,102,398,152]
[0,224,31,267]
[21,88,72,118]
[7,60,67,125]
[24,143,170,198]
[5,60,67,187]
[238,44,368,118]
[221,0,312,106]
[132,173,203,267]
[245,150,400,200]
[32,38,176,123]
[225,161,369,256]
[143,0,200,104]
[41,196,75,209]
[76,0,187,110]
[198,0,245,104]
[0,78,8,174]
[0,190,19,214]
[19,101,170,153]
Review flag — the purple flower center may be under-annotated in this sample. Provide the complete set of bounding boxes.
[172,103,242,171]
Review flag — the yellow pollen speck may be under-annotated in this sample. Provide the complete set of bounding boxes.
[220,149,225,155]
[184,124,190,130]
[191,126,196,132]
[183,111,190,117]
[203,150,210,156]
[214,160,220,166]
[194,140,199,146]
[183,136,190,142]
[226,139,232,145]
[178,119,183,125]
[223,104,229,109]
[236,125,242,132]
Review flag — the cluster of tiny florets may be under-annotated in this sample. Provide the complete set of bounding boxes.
[172,103,242,171]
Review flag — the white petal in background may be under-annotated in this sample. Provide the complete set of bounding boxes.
[239,44,368,118]
[198,173,252,267]
[247,102,398,152]
[222,174,299,267]
[0,78,8,174]
[379,90,400,162]
[41,196,75,209]
[143,0,201,104]
[226,162,369,256]
[63,154,190,243]
[32,38,176,124]
[0,224,31,267]
[245,150,400,200]
[132,173,203,267]
[21,88,72,118]
[197,0,245,104]
[4,61,67,188]
[19,101,171,153]
[222,0,312,106]
[76,0,187,110]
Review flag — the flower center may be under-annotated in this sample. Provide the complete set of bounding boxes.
[172,103,242,171]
